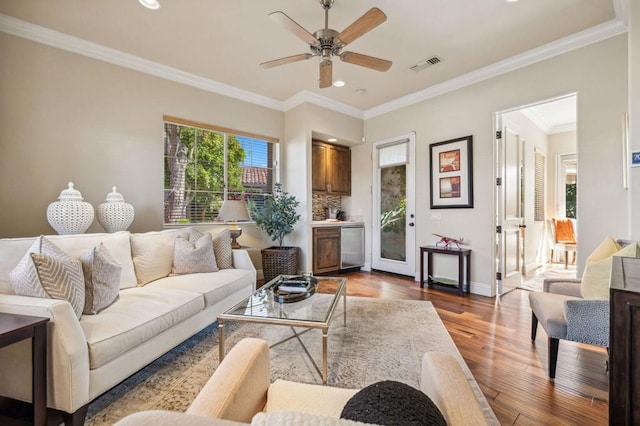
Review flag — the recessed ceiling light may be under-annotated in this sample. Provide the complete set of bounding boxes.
[506,0,519,2]
[328,138,337,142]
[333,80,345,88]
[139,0,160,10]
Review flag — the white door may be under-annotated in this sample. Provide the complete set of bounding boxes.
[496,125,524,295]
[372,133,416,277]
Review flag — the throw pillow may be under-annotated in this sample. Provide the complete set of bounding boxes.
[10,236,85,319]
[340,380,447,426]
[581,237,639,299]
[212,229,234,269]
[172,231,219,275]
[130,228,190,285]
[80,243,122,315]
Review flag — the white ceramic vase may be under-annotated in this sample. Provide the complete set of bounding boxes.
[96,187,135,233]
[47,182,95,235]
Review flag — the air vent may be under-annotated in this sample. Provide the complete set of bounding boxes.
[410,56,442,72]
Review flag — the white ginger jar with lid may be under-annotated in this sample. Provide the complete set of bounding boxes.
[47,182,95,234]
[96,186,135,233]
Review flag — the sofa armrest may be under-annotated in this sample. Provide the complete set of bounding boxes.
[232,250,257,291]
[564,299,609,346]
[187,338,270,423]
[543,278,582,296]
[421,352,491,426]
[0,294,90,413]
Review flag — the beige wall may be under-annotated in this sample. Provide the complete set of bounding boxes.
[0,34,283,239]
[361,35,628,296]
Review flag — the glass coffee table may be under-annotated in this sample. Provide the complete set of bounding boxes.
[218,275,347,385]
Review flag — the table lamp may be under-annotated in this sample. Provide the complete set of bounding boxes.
[217,200,251,249]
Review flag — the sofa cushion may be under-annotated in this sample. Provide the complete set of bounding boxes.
[172,232,218,275]
[265,379,359,418]
[212,229,234,270]
[0,232,136,294]
[47,231,137,289]
[10,236,85,318]
[80,243,122,315]
[340,380,447,426]
[146,269,253,308]
[80,286,204,369]
[581,237,639,299]
[131,229,190,285]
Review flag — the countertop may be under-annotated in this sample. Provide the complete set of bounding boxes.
[311,220,364,227]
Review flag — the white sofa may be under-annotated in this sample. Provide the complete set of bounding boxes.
[0,228,256,425]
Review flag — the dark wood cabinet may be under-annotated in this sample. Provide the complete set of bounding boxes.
[312,141,351,195]
[313,226,341,274]
[609,256,640,425]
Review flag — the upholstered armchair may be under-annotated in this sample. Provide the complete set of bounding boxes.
[528,278,608,378]
[529,237,638,379]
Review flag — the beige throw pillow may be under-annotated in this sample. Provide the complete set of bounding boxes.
[80,243,122,315]
[212,229,234,269]
[172,231,218,275]
[581,237,639,299]
[10,236,85,319]
[130,229,190,285]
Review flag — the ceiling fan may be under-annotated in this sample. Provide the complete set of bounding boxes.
[260,0,392,88]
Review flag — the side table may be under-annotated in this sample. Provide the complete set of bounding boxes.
[0,313,49,426]
[419,245,471,296]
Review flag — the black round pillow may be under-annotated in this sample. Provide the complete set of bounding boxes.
[340,380,447,425]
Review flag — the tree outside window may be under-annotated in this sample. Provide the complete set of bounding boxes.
[164,121,274,224]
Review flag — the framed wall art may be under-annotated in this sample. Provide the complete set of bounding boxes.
[429,135,474,209]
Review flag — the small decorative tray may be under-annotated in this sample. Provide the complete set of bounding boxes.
[273,275,318,303]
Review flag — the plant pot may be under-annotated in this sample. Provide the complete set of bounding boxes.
[261,246,299,283]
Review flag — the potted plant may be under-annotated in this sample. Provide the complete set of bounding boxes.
[249,183,301,282]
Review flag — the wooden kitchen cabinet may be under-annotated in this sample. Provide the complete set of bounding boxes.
[313,226,341,274]
[312,141,351,195]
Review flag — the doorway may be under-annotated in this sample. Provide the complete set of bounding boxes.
[495,94,577,296]
[371,133,416,277]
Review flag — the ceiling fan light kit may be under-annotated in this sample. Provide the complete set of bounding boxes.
[260,0,392,89]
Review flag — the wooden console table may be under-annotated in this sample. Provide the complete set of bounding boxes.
[419,245,471,296]
[0,313,49,426]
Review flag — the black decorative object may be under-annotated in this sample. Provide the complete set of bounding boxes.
[273,275,318,303]
[340,380,447,426]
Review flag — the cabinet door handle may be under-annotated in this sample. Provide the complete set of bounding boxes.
[327,183,332,193]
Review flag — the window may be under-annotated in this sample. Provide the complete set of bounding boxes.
[534,150,545,222]
[163,116,277,224]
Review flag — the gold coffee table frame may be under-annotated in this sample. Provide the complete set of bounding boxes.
[218,275,347,385]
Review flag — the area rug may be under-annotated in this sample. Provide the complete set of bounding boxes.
[85,295,497,425]
[520,263,577,292]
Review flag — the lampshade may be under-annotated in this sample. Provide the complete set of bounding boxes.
[217,200,251,223]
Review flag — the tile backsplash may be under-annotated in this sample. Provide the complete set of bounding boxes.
[312,193,342,221]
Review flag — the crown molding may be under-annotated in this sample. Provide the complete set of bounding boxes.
[613,0,629,25]
[548,123,577,135]
[0,13,628,123]
[0,14,285,112]
[520,108,551,134]
[364,18,628,119]
[283,90,364,119]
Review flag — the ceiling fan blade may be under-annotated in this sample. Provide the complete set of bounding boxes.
[335,7,387,47]
[269,11,319,46]
[340,51,392,72]
[319,60,333,88]
[260,53,313,69]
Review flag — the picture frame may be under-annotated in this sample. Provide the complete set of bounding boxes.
[429,135,473,209]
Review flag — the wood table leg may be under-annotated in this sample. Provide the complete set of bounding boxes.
[33,323,47,426]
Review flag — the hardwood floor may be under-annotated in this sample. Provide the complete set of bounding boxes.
[321,270,609,426]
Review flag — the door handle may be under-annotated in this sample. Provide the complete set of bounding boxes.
[518,224,527,228]
[409,222,415,227]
